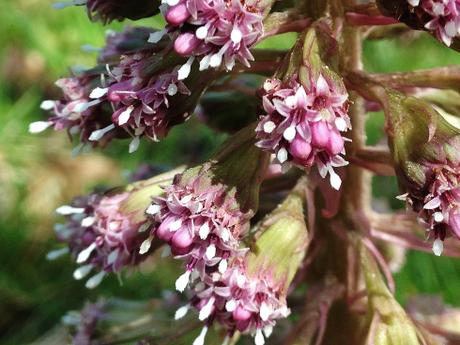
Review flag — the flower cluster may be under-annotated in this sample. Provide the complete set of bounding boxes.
[180,257,289,345]
[52,191,152,288]
[402,165,460,256]
[32,40,202,152]
[163,0,265,71]
[407,0,460,46]
[145,171,251,292]
[29,72,119,146]
[255,76,350,190]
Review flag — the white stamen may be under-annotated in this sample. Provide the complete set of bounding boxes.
[81,216,95,227]
[230,27,243,44]
[192,326,208,345]
[199,297,215,320]
[195,26,208,40]
[236,274,246,288]
[259,302,271,321]
[277,148,288,164]
[205,244,216,260]
[220,228,230,242]
[433,212,444,223]
[89,124,115,141]
[335,117,347,132]
[225,299,237,312]
[40,100,56,110]
[107,249,119,265]
[138,222,151,233]
[263,121,276,134]
[177,57,194,80]
[432,239,444,257]
[199,55,211,71]
[199,222,210,239]
[263,325,273,338]
[170,218,183,232]
[166,0,180,5]
[148,29,166,44]
[56,205,85,215]
[85,271,106,289]
[329,169,342,191]
[118,106,134,125]
[139,237,153,255]
[76,242,97,263]
[174,305,190,320]
[255,329,265,345]
[129,136,140,153]
[29,121,51,134]
[46,247,69,260]
[445,21,457,37]
[146,204,161,215]
[167,83,178,96]
[109,221,120,231]
[209,53,223,68]
[175,270,191,292]
[73,264,93,280]
[218,259,228,273]
[396,193,408,201]
[89,87,108,99]
[283,126,296,142]
[222,336,231,345]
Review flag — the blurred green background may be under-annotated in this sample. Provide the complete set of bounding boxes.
[1,1,460,344]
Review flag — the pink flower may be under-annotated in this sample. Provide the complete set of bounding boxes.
[146,172,251,292]
[255,75,350,190]
[177,257,289,345]
[404,165,460,256]
[164,0,265,71]
[408,0,460,46]
[53,192,152,288]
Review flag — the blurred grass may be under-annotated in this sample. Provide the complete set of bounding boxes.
[1,1,460,343]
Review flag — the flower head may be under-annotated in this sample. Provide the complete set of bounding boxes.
[409,0,460,46]
[30,70,121,146]
[383,90,460,255]
[34,35,217,152]
[256,75,350,190]
[377,0,460,47]
[51,172,176,288]
[164,0,265,71]
[256,25,351,190]
[178,185,308,345]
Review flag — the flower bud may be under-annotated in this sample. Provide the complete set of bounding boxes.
[383,90,460,255]
[84,0,161,24]
[360,243,423,345]
[165,3,190,26]
[377,0,460,48]
[255,25,350,190]
[174,33,202,57]
[52,169,180,288]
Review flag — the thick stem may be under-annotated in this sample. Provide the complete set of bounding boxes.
[339,15,372,219]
